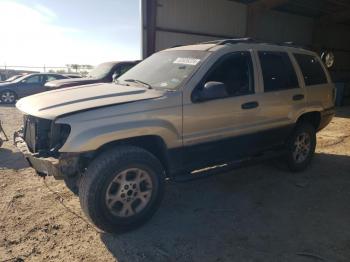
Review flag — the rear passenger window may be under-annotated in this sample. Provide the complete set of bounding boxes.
[46,75,61,82]
[258,51,298,92]
[294,54,328,86]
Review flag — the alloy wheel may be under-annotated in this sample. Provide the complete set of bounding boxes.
[293,132,311,164]
[1,91,16,103]
[105,168,153,217]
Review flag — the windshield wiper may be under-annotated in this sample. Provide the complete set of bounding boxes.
[124,79,152,89]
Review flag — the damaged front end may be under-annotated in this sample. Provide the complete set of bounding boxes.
[14,115,79,180]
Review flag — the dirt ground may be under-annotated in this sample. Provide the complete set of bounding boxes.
[0,104,350,262]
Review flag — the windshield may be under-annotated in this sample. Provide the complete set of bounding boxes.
[5,75,22,82]
[12,74,32,83]
[88,62,115,79]
[118,50,209,90]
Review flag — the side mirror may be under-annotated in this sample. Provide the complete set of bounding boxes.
[193,81,228,102]
[112,72,120,82]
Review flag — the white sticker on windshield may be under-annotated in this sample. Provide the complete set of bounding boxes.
[173,57,201,66]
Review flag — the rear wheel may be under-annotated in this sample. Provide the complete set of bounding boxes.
[79,146,165,233]
[286,122,316,172]
[1,90,17,104]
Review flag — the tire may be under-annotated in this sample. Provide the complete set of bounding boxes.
[286,122,316,172]
[0,90,17,104]
[0,138,3,148]
[79,146,165,233]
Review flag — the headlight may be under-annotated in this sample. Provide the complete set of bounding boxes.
[50,123,71,151]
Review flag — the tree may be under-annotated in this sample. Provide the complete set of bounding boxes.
[66,64,94,73]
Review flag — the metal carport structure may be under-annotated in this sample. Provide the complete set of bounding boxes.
[142,0,350,104]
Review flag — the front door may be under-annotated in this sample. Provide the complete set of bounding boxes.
[20,75,46,97]
[182,51,263,171]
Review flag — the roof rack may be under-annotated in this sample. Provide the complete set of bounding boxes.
[200,38,260,45]
[277,41,311,50]
[199,38,309,50]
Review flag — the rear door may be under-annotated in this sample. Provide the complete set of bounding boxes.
[292,53,333,110]
[254,50,306,137]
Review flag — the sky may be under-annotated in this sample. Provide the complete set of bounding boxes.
[0,0,141,68]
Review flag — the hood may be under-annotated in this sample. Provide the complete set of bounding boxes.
[45,77,100,89]
[0,82,14,88]
[16,83,164,120]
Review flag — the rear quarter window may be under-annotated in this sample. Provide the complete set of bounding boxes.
[293,53,328,86]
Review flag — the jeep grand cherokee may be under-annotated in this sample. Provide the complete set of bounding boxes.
[14,39,335,233]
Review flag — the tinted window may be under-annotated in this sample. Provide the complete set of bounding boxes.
[119,64,134,75]
[259,51,298,92]
[204,52,254,96]
[46,75,62,82]
[111,64,134,81]
[23,75,42,84]
[294,54,327,86]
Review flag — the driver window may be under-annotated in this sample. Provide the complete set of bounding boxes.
[23,75,42,84]
[205,52,254,96]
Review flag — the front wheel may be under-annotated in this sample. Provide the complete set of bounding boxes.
[286,122,316,172]
[79,146,165,233]
[1,90,17,104]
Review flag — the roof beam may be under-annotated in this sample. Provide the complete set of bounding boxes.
[145,0,157,57]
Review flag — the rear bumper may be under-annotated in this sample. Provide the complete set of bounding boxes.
[14,131,79,180]
[318,107,335,131]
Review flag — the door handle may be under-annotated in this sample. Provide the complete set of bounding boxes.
[241,101,259,110]
[293,94,304,101]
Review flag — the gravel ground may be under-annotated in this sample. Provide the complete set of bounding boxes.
[0,104,350,262]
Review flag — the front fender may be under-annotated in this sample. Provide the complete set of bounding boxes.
[58,119,182,152]
[54,91,183,153]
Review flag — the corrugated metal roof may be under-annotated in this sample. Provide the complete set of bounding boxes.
[229,0,350,24]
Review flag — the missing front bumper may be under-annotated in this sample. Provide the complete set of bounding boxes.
[14,131,79,180]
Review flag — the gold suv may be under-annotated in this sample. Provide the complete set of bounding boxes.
[15,39,335,233]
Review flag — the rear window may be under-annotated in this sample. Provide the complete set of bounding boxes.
[293,54,328,86]
[258,51,298,92]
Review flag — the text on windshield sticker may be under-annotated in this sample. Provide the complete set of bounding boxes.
[173,57,201,66]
